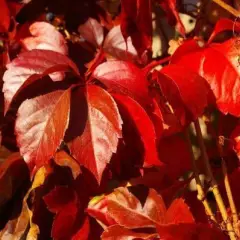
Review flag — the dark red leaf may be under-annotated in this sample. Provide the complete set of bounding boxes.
[72,216,90,240]
[78,17,104,48]
[158,134,192,180]
[70,85,122,184]
[113,94,161,167]
[156,223,227,240]
[44,186,79,240]
[120,0,152,55]
[101,225,159,240]
[21,21,68,55]
[3,49,79,114]
[15,89,71,171]
[157,0,185,36]
[92,61,149,105]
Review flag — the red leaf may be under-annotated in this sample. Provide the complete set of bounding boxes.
[158,134,192,180]
[44,186,79,240]
[78,17,104,48]
[44,186,77,213]
[103,25,138,62]
[92,61,149,105]
[87,195,117,227]
[156,223,227,240]
[158,64,209,124]
[15,89,71,171]
[72,216,90,240]
[157,0,185,36]
[101,225,159,240]
[208,18,240,43]
[3,49,79,114]
[70,85,122,184]
[120,0,152,55]
[166,198,195,224]
[113,94,161,167]
[0,0,10,32]
[107,187,167,228]
[172,38,240,116]
[54,151,81,179]
[21,21,68,55]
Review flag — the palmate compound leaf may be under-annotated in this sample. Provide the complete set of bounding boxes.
[102,187,195,238]
[21,21,68,55]
[15,89,71,172]
[112,94,161,167]
[3,49,79,114]
[92,61,149,105]
[171,37,240,116]
[70,85,122,184]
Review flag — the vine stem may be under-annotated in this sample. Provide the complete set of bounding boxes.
[212,0,240,18]
[184,128,216,222]
[143,56,171,74]
[218,137,239,229]
[194,119,236,240]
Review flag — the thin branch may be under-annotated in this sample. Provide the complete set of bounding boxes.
[184,128,216,222]
[212,0,240,18]
[218,136,239,228]
[194,119,236,240]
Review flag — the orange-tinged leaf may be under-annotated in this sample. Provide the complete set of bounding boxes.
[15,89,71,172]
[101,225,159,240]
[54,151,81,179]
[25,166,52,240]
[70,85,122,184]
[166,198,195,224]
[107,187,167,228]
[0,198,29,240]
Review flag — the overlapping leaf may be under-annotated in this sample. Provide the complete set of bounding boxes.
[44,186,79,240]
[3,49,79,114]
[120,0,152,55]
[171,38,240,116]
[70,85,122,184]
[78,17,104,48]
[0,0,10,32]
[103,25,138,62]
[15,89,71,171]
[101,225,158,240]
[92,61,149,105]
[21,21,68,55]
[113,94,161,167]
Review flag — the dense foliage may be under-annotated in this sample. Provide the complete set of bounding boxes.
[0,0,240,239]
